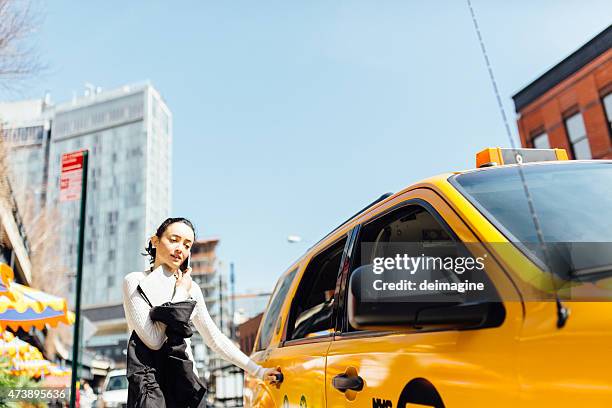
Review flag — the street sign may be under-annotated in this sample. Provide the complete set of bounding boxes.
[66,150,89,408]
[60,151,85,202]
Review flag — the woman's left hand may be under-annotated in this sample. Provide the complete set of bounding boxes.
[263,366,282,384]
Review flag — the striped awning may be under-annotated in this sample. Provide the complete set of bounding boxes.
[0,264,74,331]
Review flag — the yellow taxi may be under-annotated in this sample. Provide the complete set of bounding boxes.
[244,148,612,407]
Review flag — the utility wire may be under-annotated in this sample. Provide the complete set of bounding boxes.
[465,0,569,328]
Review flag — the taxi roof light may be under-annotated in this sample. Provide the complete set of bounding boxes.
[476,147,568,168]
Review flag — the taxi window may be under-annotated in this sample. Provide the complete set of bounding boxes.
[286,238,347,342]
[255,268,298,351]
[345,204,495,332]
[352,205,457,270]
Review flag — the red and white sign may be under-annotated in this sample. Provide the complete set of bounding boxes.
[60,150,86,202]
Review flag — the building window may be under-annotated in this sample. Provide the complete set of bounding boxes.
[532,132,550,149]
[564,112,591,159]
[128,146,142,157]
[107,210,119,223]
[109,108,124,121]
[128,220,139,232]
[603,92,612,138]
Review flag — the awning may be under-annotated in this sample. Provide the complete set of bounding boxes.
[0,264,73,331]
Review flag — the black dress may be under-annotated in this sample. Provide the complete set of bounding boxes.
[126,289,207,408]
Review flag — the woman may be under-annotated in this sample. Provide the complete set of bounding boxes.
[123,217,280,406]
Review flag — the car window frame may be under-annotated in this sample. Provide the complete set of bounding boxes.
[336,197,502,336]
[281,234,351,347]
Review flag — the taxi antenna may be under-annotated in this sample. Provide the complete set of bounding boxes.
[465,0,569,328]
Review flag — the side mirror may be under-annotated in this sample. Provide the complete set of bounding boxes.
[347,264,504,331]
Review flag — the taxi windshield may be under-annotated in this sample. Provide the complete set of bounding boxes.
[452,162,612,277]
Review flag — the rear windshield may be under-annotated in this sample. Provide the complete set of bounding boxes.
[451,162,612,277]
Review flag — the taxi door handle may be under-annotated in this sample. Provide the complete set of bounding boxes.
[332,373,364,392]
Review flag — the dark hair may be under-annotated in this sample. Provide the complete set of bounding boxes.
[143,217,196,265]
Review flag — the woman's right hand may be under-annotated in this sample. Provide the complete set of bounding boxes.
[175,267,193,293]
[263,366,282,385]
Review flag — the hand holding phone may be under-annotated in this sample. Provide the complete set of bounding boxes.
[180,254,191,272]
[176,255,193,292]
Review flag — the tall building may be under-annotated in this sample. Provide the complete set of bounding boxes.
[0,98,52,214]
[513,25,612,159]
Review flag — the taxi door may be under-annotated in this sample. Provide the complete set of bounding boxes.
[248,235,349,408]
[255,339,332,408]
[325,188,523,408]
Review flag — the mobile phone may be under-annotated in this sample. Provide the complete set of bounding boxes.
[180,254,191,272]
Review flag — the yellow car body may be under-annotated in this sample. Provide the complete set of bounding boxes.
[244,151,612,407]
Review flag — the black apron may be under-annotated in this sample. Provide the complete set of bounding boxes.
[127,287,207,408]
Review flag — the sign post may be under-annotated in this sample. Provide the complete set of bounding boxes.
[61,150,89,408]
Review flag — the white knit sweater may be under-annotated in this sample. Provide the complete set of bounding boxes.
[122,267,265,379]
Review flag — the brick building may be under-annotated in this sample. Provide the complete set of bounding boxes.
[237,313,263,355]
[513,25,612,159]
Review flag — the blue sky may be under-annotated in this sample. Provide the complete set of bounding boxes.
[9,1,612,293]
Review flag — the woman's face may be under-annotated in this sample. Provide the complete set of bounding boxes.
[151,222,194,272]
